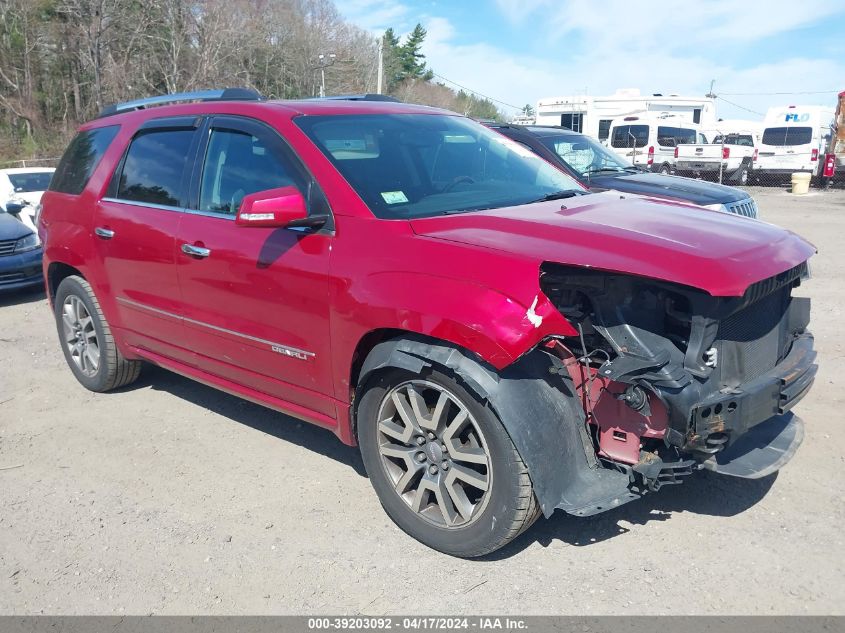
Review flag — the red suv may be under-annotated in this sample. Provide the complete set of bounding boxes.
[40,90,817,557]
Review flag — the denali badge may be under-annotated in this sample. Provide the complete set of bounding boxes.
[271,345,311,360]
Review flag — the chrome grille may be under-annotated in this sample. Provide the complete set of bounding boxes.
[0,271,25,284]
[724,197,758,219]
[0,238,17,257]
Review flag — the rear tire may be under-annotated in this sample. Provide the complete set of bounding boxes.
[357,366,540,558]
[54,275,141,392]
[659,163,671,175]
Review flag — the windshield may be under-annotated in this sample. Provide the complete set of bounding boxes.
[295,114,583,219]
[539,132,631,176]
[8,172,53,193]
[761,127,812,146]
[610,125,648,148]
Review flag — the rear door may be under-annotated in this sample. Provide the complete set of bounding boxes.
[759,124,815,172]
[96,117,199,364]
[174,115,335,417]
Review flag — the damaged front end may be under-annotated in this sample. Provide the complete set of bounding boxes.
[538,261,817,512]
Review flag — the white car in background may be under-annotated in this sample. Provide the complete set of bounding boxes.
[1,167,55,233]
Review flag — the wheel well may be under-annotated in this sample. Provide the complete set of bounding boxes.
[349,330,496,441]
[47,262,83,300]
[349,328,410,399]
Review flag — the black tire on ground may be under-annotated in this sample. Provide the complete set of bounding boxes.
[357,366,540,558]
[54,275,142,392]
[659,163,671,175]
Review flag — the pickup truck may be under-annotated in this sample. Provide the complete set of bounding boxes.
[675,133,758,185]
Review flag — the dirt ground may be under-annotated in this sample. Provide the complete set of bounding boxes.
[1,187,844,615]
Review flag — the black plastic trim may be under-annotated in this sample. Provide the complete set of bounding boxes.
[355,336,636,518]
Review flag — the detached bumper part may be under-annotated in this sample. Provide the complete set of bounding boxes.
[702,413,804,479]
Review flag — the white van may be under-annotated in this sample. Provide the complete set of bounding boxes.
[756,105,834,177]
[608,114,703,173]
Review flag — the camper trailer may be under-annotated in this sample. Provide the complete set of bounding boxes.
[535,89,716,143]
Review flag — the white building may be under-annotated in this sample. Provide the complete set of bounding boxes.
[535,89,717,142]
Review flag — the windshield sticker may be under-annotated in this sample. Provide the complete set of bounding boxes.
[381,191,409,204]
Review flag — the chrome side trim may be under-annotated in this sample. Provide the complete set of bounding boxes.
[183,208,235,221]
[101,198,236,221]
[116,297,315,360]
[102,197,183,214]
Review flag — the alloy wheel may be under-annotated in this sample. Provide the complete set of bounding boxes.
[62,295,100,377]
[376,380,492,528]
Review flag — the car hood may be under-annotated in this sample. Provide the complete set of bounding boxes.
[409,191,814,297]
[587,172,747,205]
[6,191,45,207]
[0,210,33,240]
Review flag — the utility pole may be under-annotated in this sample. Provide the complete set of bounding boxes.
[706,79,716,99]
[376,36,384,94]
[315,53,336,98]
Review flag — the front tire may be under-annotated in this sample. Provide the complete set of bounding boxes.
[54,275,141,392]
[357,367,539,557]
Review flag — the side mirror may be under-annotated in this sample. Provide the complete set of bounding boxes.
[6,202,24,215]
[235,186,308,228]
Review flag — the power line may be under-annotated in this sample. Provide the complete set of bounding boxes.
[715,95,764,116]
[430,72,522,111]
[719,89,840,96]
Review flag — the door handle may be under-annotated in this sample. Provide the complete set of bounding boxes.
[181,243,211,258]
[94,227,115,239]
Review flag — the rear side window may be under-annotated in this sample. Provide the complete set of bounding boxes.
[713,134,755,147]
[657,126,697,146]
[611,125,648,148]
[114,129,194,206]
[761,127,813,146]
[50,125,119,195]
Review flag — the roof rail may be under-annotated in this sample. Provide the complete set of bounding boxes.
[97,88,263,118]
[305,94,401,103]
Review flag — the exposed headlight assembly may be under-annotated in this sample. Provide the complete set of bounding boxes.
[702,203,729,214]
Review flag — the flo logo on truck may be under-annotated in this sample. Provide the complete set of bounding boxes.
[785,113,811,122]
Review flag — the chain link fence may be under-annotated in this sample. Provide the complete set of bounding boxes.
[671,126,842,191]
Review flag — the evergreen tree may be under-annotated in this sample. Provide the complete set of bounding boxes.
[398,24,433,81]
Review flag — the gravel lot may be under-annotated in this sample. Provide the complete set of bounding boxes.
[1,187,844,615]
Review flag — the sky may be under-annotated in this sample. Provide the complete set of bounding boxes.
[333,0,845,120]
